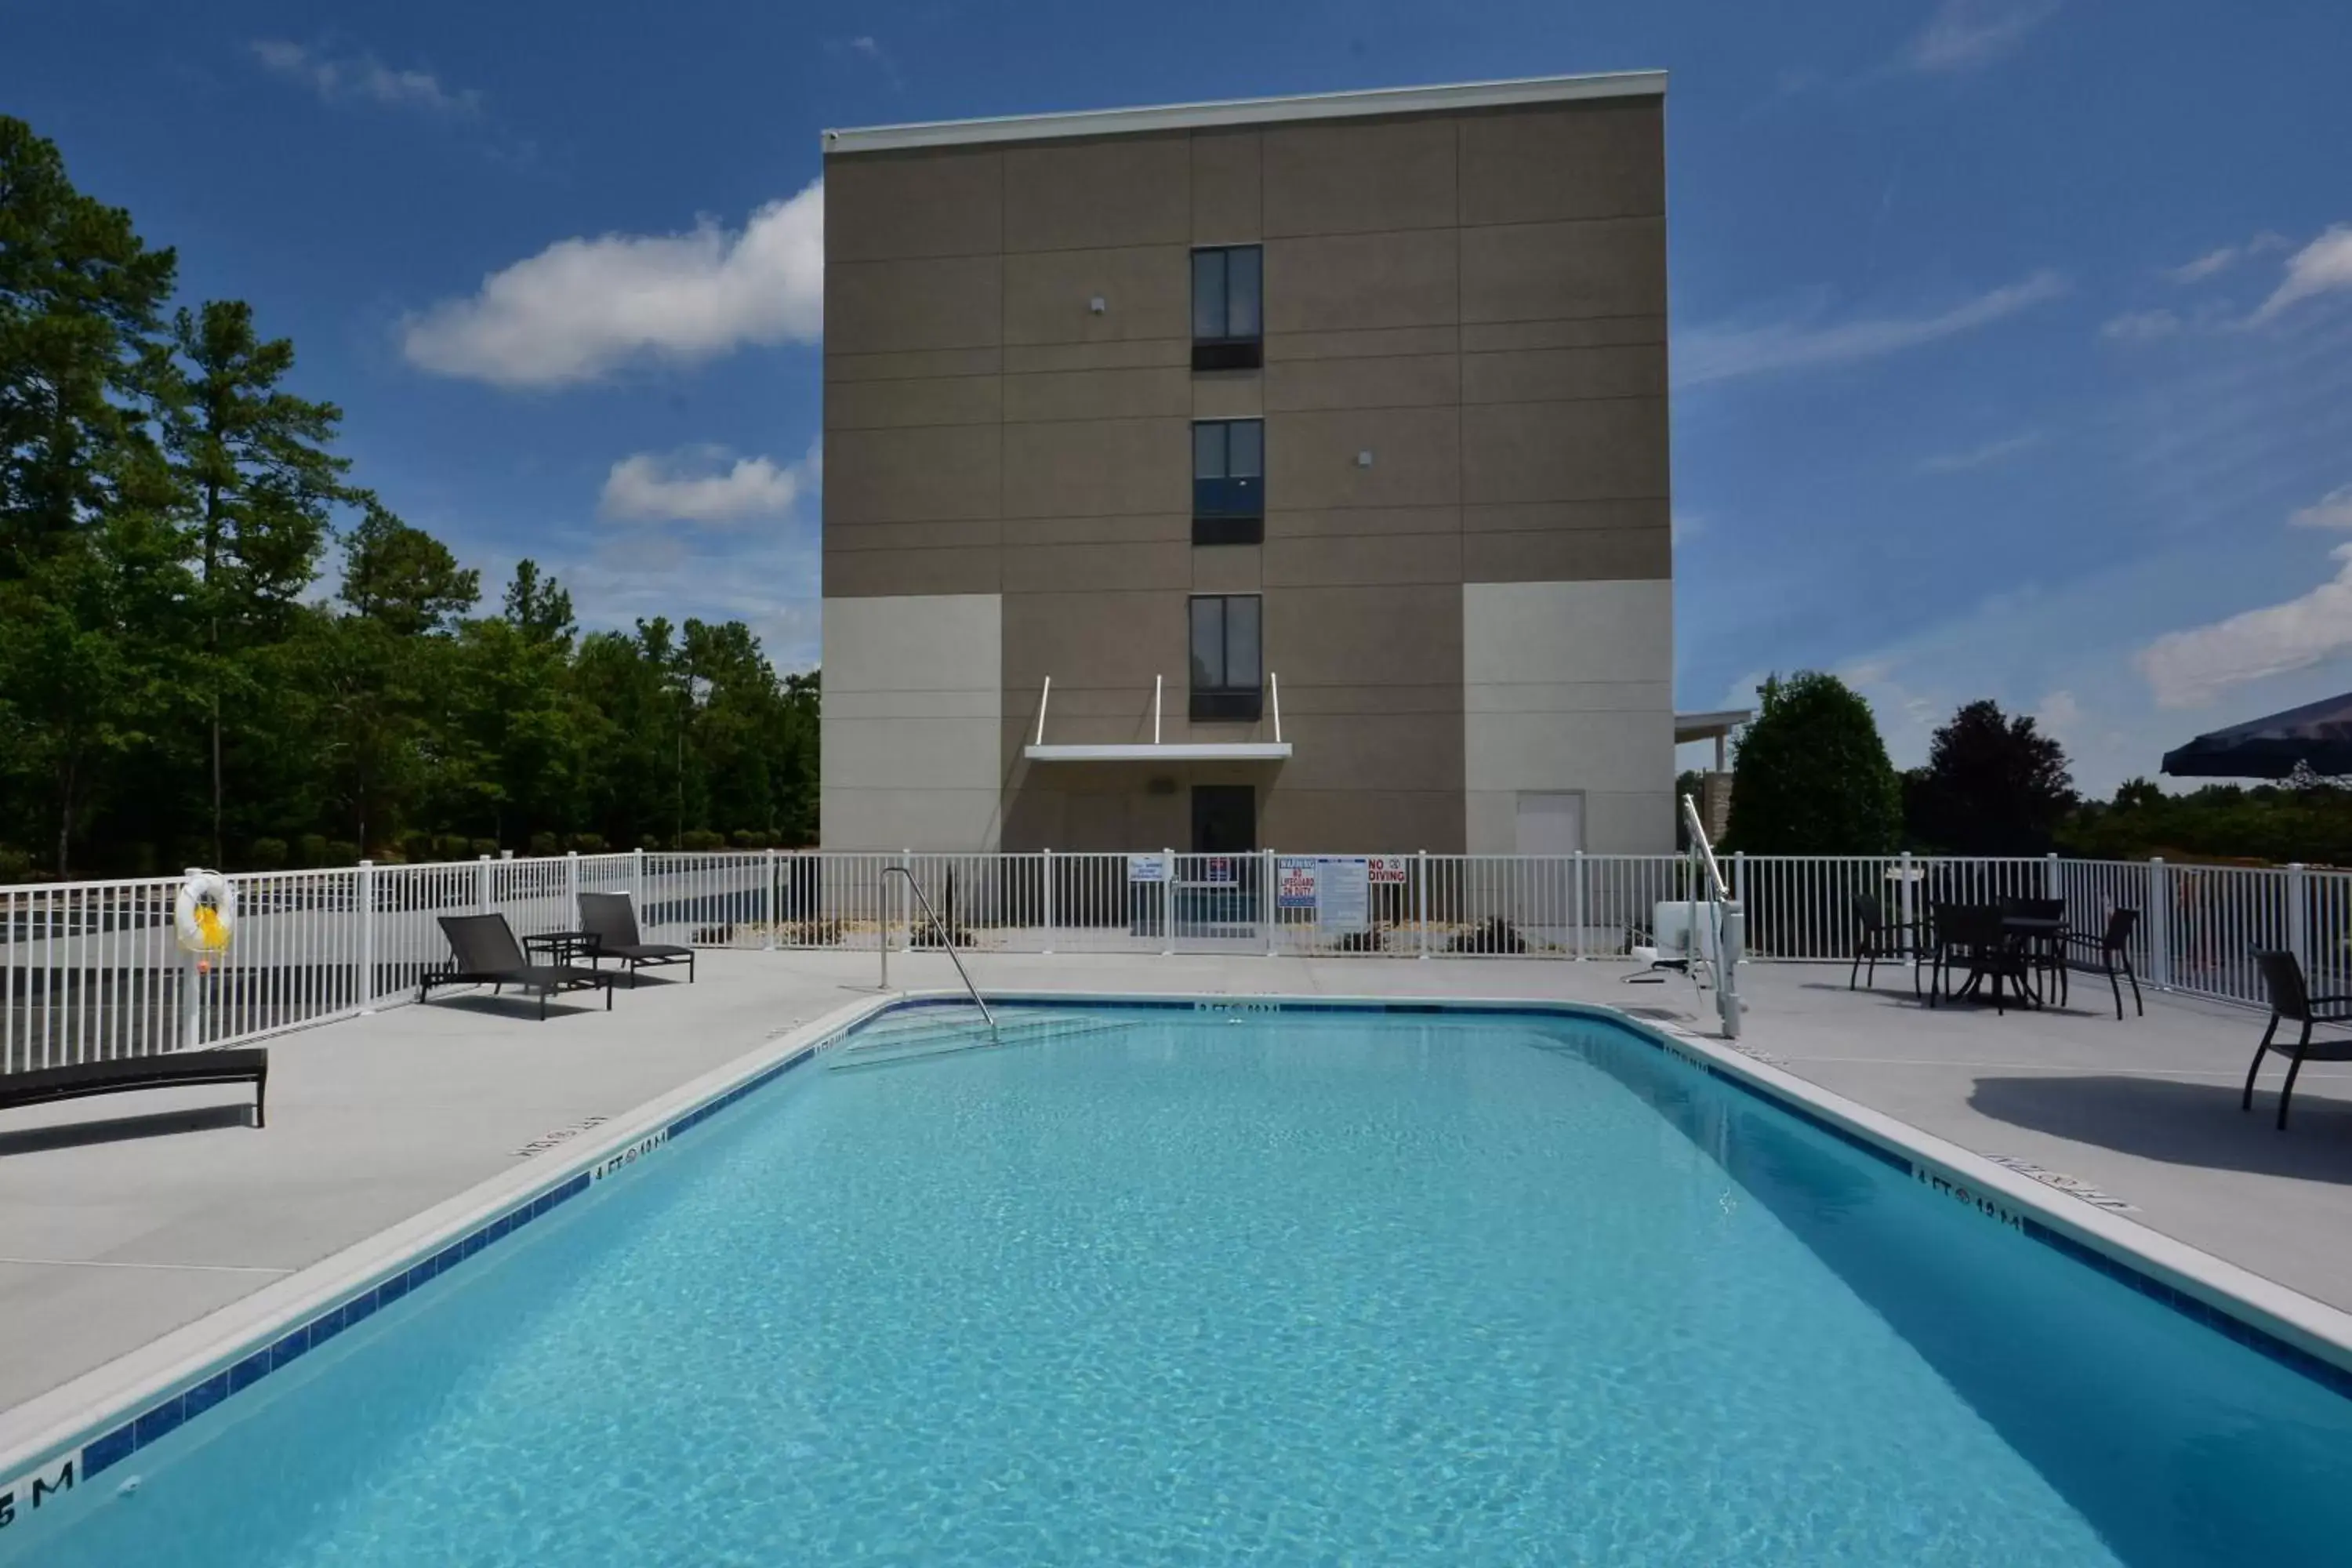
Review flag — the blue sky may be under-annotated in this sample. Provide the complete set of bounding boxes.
[8,0,2352,794]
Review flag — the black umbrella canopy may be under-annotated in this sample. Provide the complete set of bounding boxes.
[2161,690,2352,779]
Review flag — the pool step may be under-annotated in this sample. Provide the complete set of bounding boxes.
[829,1009,1132,1071]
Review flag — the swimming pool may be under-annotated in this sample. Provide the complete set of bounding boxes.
[5,1000,2349,1565]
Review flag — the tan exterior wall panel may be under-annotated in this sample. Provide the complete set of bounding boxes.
[824,374,1002,430]
[1265,583,1461,688]
[1002,513,1191,548]
[1004,365,1191,423]
[1269,506,1461,540]
[1460,398,1669,505]
[822,545,1000,598]
[1276,710,1463,793]
[824,517,1001,554]
[1003,540,1192,593]
[1191,544,1263,593]
[1460,217,1668,325]
[1190,373,1265,419]
[1004,589,1189,691]
[1003,135,1191,252]
[826,149,1003,261]
[1265,354,1461,412]
[1267,407,1461,510]
[1192,130,1262,241]
[824,423,1003,524]
[1262,117,1457,236]
[1261,789,1464,853]
[1461,344,1666,405]
[826,256,1002,354]
[1461,526,1670,583]
[1003,339,1189,373]
[1003,245,1189,346]
[1000,417,1189,517]
[1460,317,1663,354]
[826,347,1005,383]
[1461,498,1667,535]
[1263,230,1459,335]
[1458,101,1664,227]
[1264,532,1461,588]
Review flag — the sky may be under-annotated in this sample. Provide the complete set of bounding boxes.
[5,0,2351,796]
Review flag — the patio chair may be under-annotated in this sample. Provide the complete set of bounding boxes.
[2000,895,2070,1002]
[578,892,696,986]
[1924,904,2029,1014]
[2056,907,2142,1019]
[1849,893,1926,991]
[2243,950,2352,1130]
[0,1049,268,1127]
[421,913,614,1019]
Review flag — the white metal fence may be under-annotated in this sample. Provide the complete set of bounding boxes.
[4,849,2347,1074]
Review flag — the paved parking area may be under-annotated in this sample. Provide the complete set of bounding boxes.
[2,946,2346,1421]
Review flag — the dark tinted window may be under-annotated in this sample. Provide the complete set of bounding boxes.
[1192,420,1264,543]
[1189,595,1261,691]
[1191,246,1262,341]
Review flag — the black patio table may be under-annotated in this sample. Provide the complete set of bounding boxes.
[2000,915,2065,1007]
[522,930,603,966]
[1935,906,2060,1011]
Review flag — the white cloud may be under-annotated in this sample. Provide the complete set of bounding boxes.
[1904,0,2060,74]
[1920,430,2042,473]
[1679,270,2065,387]
[2136,543,2352,708]
[2165,246,2239,285]
[2250,224,2352,325]
[401,181,825,387]
[2288,484,2352,531]
[600,443,822,527]
[2100,309,2181,342]
[2034,688,2082,742]
[249,39,480,118]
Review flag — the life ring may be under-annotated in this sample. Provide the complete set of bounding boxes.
[176,870,237,953]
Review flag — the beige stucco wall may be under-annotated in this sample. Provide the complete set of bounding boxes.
[1461,579,1675,854]
[819,593,1003,851]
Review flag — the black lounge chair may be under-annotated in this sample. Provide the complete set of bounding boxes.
[1849,892,1926,991]
[2243,950,2352,1129]
[578,892,695,986]
[1999,895,2071,1004]
[421,913,614,1019]
[0,1049,268,1127]
[2057,907,2142,1019]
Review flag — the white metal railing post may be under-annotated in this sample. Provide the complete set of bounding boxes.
[477,854,492,914]
[1043,848,1056,953]
[1573,850,1586,960]
[2147,857,2171,989]
[632,846,645,904]
[357,858,376,1011]
[2045,851,2059,899]
[180,866,203,1051]
[764,848,777,950]
[2288,862,2310,975]
[1732,851,1746,935]
[1264,848,1278,956]
[1417,850,1430,960]
[1164,847,1175,956]
[565,850,580,932]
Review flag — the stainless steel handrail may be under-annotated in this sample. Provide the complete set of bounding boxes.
[1680,793,1745,1040]
[879,866,999,1037]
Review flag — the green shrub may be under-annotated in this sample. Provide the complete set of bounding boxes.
[1724,671,1902,855]
[433,833,470,862]
[731,829,772,850]
[680,829,726,852]
[468,837,499,858]
[297,833,331,868]
[325,839,361,866]
[567,832,608,854]
[0,846,31,882]
[248,837,289,871]
[528,831,561,857]
[398,829,433,863]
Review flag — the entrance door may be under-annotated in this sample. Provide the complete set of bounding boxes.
[1191,785,1256,853]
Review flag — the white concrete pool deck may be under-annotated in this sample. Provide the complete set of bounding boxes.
[3,948,2349,1424]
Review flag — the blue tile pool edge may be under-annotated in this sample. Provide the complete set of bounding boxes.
[5,988,2349,1548]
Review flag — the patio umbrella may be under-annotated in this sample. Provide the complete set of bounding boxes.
[2160,689,2352,779]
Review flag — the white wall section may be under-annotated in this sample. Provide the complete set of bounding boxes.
[1463,579,1673,853]
[821,593,1004,850]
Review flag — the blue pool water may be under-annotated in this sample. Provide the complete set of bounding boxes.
[12,1004,2351,1566]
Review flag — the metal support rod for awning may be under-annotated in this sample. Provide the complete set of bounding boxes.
[1034,676,1051,746]
[1154,674,1163,745]
[1271,670,1282,743]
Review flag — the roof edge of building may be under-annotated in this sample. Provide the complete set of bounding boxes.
[821,70,1665,156]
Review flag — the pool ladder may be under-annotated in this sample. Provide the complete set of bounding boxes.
[878,866,999,1040]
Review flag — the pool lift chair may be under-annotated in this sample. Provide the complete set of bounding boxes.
[1625,798,1747,1040]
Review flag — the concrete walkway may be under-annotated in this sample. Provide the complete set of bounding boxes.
[2,946,2347,1421]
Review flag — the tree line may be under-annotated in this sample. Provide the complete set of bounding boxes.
[0,117,817,880]
[1702,671,2351,866]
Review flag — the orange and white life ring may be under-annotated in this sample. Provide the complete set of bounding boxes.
[175,869,237,953]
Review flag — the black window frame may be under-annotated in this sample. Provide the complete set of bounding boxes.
[1189,593,1264,722]
[1191,245,1263,372]
[1192,418,1264,545]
